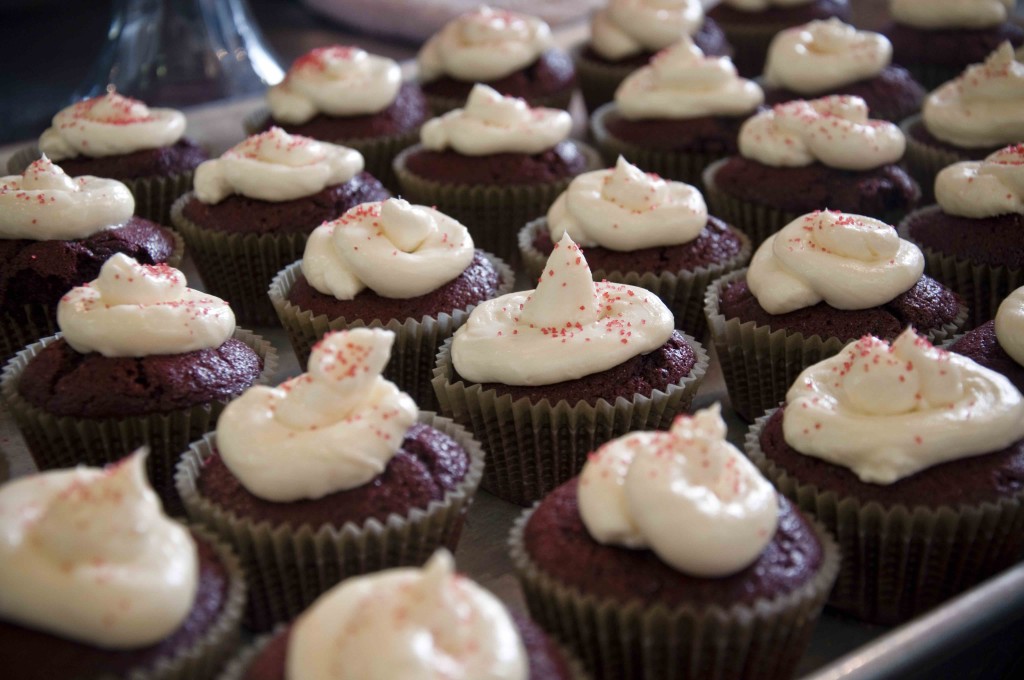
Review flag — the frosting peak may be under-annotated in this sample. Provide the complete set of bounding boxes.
[891,0,1015,30]
[995,286,1024,366]
[935,144,1024,218]
[764,19,892,94]
[590,0,705,60]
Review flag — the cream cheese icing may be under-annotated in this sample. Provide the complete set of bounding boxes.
[995,286,1024,366]
[935,144,1024,218]
[891,0,1015,30]
[590,0,705,60]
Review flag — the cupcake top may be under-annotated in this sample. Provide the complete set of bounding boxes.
[614,38,763,119]
[578,404,778,577]
[302,198,475,299]
[452,233,674,385]
[547,156,708,250]
[0,156,135,239]
[784,328,1024,483]
[418,6,553,83]
[215,328,418,502]
[935,144,1024,218]
[421,84,572,155]
[995,286,1024,366]
[891,0,1016,29]
[56,253,235,357]
[922,43,1024,149]
[739,95,905,170]
[747,210,925,313]
[590,0,705,60]
[720,0,815,10]
[267,46,402,124]
[38,91,186,161]
[193,127,364,204]
[0,451,197,648]
[763,19,892,94]
[287,550,527,680]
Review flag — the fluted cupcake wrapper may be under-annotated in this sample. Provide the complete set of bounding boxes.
[431,335,709,507]
[571,43,634,115]
[175,412,485,632]
[423,88,574,117]
[899,115,970,204]
[508,505,840,680]
[703,269,969,422]
[702,159,798,249]
[712,21,776,79]
[902,64,967,96]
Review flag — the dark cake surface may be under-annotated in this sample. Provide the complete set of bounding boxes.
[265,82,429,140]
[762,65,925,123]
[580,17,731,67]
[949,321,1024,394]
[421,49,575,102]
[601,108,749,153]
[903,209,1024,269]
[402,141,588,187]
[55,138,209,180]
[707,0,849,26]
[885,21,1024,72]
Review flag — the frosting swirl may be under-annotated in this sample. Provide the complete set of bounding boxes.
[216,328,418,502]
[891,0,1015,30]
[784,329,1024,483]
[764,19,892,94]
[935,144,1024,218]
[995,286,1024,366]
[302,198,475,299]
[578,405,779,577]
[193,127,364,203]
[0,451,198,648]
[590,0,705,60]
[451,233,674,385]
[721,0,814,10]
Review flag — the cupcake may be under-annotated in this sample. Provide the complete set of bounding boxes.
[746,329,1024,623]
[0,156,182,362]
[434,233,708,506]
[0,451,245,680]
[177,328,484,630]
[704,210,967,421]
[519,156,751,337]
[948,286,1024,392]
[269,198,513,409]
[417,6,575,114]
[899,145,1024,327]
[761,19,925,123]
[1,254,275,508]
[589,39,764,189]
[171,127,390,325]
[703,95,920,246]
[511,405,839,680]
[394,84,599,260]
[8,91,208,224]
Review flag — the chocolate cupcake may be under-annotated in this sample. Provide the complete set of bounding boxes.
[948,286,1024,392]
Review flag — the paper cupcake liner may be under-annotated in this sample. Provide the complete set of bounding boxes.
[899,115,969,203]
[902,63,965,94]
[176,412,485,631]
[745,410,1024,625]
[392,143,603,262]
[431,335,710,507]
[704,269,969,422]
[571,43,635,115]
[519,218,752,338]
[423,87,574,117]
[713,21,777,78]
[509,504,840,680]
[0,329,277,514]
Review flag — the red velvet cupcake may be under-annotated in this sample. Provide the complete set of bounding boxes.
[948,286,1024,392]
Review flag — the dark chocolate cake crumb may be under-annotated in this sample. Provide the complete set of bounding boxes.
[55,138,209,180]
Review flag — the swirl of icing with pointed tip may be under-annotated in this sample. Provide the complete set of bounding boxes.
[267,46,402,123]
[216,328,417,502]
[785,329,1024,483]
[590,0,704,60]
[288,551,527,680]
[302,198,475,299]
[418,6,552,82]
[579,405,779,576]
[935,145,1024,218]
[722,0,814,10]
[193,127,364,203]
[891,0,1015,29]
[0,156,135,239]
[614,38,763,119]
[57,254,235,358]
[995,286,1024,366]
[420,84,571,155]
[0,451,198,648]
[923,43,1024,148]
[764,19,892,94]
[739,95,905,169]
[547,156,708,250]
[451,233,674,385]
[747,211,924,313]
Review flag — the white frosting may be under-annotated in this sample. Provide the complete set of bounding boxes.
[39,92,186,160]
[193,127,364,203]
[547,156,708,250]
[922,43,1024,149]
[418,6,552,82]
[302,198,475,299]
[995,286,1024,366]
[891,0,1015,30]
[747,211,924,313]
[451,233,674,386]
[268,46,402,124]
[722,0,815,10]
[420,84,571,156]
[784,329,1024,483]
[0,452,198,648]
[739,95,905,170]
[57,254,235,358]
[216,328,418,502]
[287,551,527,680]
[935,144,1024,218]
[614,39,764,119]
[0,156,135,240]
[590,0,705,60]
[763,19,892,94]
[578,405,779,577]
